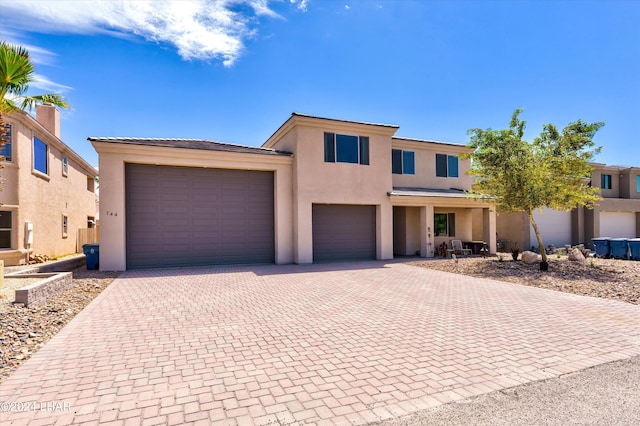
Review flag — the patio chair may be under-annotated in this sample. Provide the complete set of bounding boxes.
[451,240,472,256]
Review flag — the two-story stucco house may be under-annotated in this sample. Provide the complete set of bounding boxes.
[0,105,98,266]
[91,113,496,271]
[496,163,640,252]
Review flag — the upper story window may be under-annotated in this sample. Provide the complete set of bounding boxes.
[1,124,12,162]
[392,149,415,174]
[436,154,459,178]
[33,136,48,174]
[0,210,11,248]
[601,174,612,190]
[62,156,68,176]
[637,176,640,193]
[324,132,369,165]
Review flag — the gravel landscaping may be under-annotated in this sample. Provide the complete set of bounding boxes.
[410,253,640,305]
[0,268,119,384]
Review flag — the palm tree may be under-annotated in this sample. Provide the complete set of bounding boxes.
[0,41,69,165]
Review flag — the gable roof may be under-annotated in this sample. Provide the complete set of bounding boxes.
[87,137,292,156]
[7,110,98,176]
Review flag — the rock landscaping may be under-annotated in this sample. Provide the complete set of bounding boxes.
[0,268,119,384]
[410,253,640,305]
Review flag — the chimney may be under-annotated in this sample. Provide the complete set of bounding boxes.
[36,104,61,138]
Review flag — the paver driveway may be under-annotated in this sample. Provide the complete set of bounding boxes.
[2,261,640,425]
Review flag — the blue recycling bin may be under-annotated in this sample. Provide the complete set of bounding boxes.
[628,238,640,261]
[591,237,611,258]
[609,238,629,260]
[82,243,100,270]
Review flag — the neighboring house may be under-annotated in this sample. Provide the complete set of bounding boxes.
[91,113,496,271]
[0,105,98,266]
[496,163,640,251]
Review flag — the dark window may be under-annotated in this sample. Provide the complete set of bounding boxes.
[434,213,455,237]
[324,132,335,162]
[637,176,640,193]
[0,211,11,248]
[324,132,369,165]
[392,149,415,174]
[62,156,68,176]
[34,136,48,174]
[448,155,459,177]
[402,151,415,175]
[601,174,612,190]
[1,124,11,162]
[436,154,448,177]
[336,134,359,163]
[436,153,459,178]
[359,137,369,165]
[392,149,402,174]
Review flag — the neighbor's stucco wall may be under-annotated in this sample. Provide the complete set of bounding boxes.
[0,111,96,265]
[92,142,294,271]
[496,211,529,252]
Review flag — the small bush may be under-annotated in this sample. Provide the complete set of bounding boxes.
[511,243,520,261]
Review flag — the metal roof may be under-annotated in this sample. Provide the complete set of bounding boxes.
[389,187,471,198]
[87,137,292,156]
[290,112,400,129]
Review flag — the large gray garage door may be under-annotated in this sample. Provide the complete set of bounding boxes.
[312,204,376,262]
[126,164,274,268]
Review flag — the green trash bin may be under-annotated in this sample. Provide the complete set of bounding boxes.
[82,243,100,270]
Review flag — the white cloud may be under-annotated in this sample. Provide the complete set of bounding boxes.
[0,0,290,66]
[290,0,309,12]
[32,74,73,94]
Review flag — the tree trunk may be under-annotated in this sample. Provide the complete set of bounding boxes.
[527,211,548,264]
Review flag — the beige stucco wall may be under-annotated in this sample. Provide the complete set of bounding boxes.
[0,111,97,265]
[265,116,397,263]
[390,138,473,190]
[92,141,294,271]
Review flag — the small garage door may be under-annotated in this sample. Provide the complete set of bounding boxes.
[126,164,274,268]
[530,208,572,248]
[312,204,376,262]
[600,211,637,238]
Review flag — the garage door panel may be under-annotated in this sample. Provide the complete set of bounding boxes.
[126,164,274,268]
[530,208,572,248]
[600,211,637,238]
[313,204,376,262]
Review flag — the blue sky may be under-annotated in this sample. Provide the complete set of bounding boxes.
[1,0,638,169]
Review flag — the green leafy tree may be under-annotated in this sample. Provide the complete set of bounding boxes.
[464,109,603,266]
[0,41,69,168]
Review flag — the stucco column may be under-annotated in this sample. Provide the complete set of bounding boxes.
[483,208,497,255]
[99,155,127,271]
[420,205,435,257]
[294,202,313,264]
[273,169,294,264]
[377,203,394,260]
